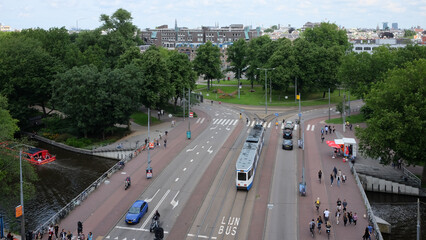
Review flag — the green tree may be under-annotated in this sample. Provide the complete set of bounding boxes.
[227,38,248,93]
[303,22,351,51]
[167,51,196,110]
[0,34,58,124]
[0,95,19,141]
[267,38,295,93]
[404,30,416,38]
[356,59,426,183]
[338,52,373,98]
[245,35,275,89]
[193,41,222,90]
[292,38,317,92]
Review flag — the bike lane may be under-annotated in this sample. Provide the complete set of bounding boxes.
[299,116,369,239]
[44,109,211,239]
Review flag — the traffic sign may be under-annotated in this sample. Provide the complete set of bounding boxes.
[275,113,279,117]
[298,113,302,117]
[16,205,22,218]
[189,112,193,118]
[149,142,154,149]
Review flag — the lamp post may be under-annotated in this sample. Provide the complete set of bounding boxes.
[146,108,152,179]
[257,68,275,114]
[19,150,25,240]
[187,88,191,139]
[237,66,249,99]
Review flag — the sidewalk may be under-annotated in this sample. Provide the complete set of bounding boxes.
[299,116,371,240]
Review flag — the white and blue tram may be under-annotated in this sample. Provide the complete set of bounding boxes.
[236,124,265,190]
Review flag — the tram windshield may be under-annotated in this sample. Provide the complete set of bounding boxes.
[238,172,246,181]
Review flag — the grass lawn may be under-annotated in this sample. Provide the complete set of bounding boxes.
[325,113,365,124]
[130,111,161,126]
[198,84,350,107]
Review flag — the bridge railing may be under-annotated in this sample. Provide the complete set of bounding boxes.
[350,162,384,240]
[402,166,421,187]
[33,152,135,235]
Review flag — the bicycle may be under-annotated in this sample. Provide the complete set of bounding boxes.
[310,226,315,238]
[326,226,331,239]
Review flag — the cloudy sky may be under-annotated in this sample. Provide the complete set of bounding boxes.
[1,0,425,30]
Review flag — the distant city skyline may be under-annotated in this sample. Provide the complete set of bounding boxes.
[0,0,425,31]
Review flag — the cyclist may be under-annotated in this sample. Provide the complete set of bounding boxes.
[317,216,323,234]
[315,197,321,212]
[325,221,332,238]
[309,219,316,237]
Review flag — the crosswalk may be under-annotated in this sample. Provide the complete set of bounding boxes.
[194,117,320,132]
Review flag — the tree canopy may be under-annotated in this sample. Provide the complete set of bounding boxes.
[193,41,223,90]
[356,59,426,182]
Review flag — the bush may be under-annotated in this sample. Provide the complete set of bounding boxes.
[66,137,92,148]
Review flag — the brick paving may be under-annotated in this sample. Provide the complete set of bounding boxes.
[298,116,371,240]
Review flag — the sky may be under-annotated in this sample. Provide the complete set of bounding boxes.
[0,0,425,31]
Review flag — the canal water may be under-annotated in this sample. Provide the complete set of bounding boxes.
[366,191,426,240]
[24,141,117,231]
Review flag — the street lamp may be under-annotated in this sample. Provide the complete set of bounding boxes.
[187,88,191,139]
[237,65,250,99]
[146,108,152,179]
[257,68,275,114]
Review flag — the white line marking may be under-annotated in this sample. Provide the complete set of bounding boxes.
[196,118,201,123]
[196,152,199,155]
[206,141,209,144]
[207,146,213,154]
[183,168,187,171]
[175,178,179,182]
[251,121,255,127]
[247,121,250,126]
[190,159,194,162]
[294,125,298,130]
[311,125,315,131]
[307,124,311,131]
[141,189,170,229]
[223,119,230,125]
[217,119,224,125]
[144,189,160,203]
[170,191,180,209]
[186,145,198,152]
[213,119,219,124]
[202,146,205,149]
[210,125,218,130]
[234,119,238,125]
[200,118,205,124]
[267,122,271,128]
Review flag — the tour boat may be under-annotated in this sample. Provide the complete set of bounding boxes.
[0,142,56,165]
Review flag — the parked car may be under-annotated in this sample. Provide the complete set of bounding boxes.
[284,121,294,130]
[283,129,292,139]
[282,139,293,150]
[125,200,148,224]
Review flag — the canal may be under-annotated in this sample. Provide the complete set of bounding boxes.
[367,191,426,240]
[24,141,117,232]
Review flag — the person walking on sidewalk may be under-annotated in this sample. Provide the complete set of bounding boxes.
[336,175,341,187]
[336,198,342,211]
[343,212,348,226]
[335,210,341,224]
[343,199,348,211]
[323,209,330,222]
[362,227,370,240]
[318,170,322,183]
[164,139,167,148]
[353,212,358,225]
[330,174,334,187]
[317,216,323,234]
[321,135,325,143]
[333,167,337,178]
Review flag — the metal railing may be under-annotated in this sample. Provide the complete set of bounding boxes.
[402,166,421,187]
[350,162,384,240]
[34,152,135,235]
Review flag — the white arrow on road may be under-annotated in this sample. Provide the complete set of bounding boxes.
[186,145,198,152]
[170,191,180,209]
[141,189,170,229]
[144,189,160,203]
[207,146,213,154]
[210,125,218,130]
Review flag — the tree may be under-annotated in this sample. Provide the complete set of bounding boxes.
[245,35,275,89]
[338,52,373,98]
[266,38,294,93]
[356,59,426,183]
[0,95,19,141]
[292,38,317,93]
[0,34,58,124]
[193,41,222,90]
[167,51,196,110]
[302,22,351,52]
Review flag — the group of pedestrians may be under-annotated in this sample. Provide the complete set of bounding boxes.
[36,223,93,240]
[330,166,346,187]
[321,124,335,142]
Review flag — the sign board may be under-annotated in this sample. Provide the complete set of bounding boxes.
[146,168,153,179]
[149,142,154,149]
[189,112,193,118]
[274,113,279,117]
[296,94,300,100]
[298,113,302,117]
[16,205,22,218]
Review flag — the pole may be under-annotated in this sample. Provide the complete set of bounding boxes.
[302,119,305,185]
[265,69,267,114]
[19,150,25,240]
[328,88,331,121]
[238,69,240,99]
[417,198,420,240]
[183,88,185,121]
[147,108,151,168]
[269,75,272,103]
[343,93,346,133]
[348,91,351,116]
[298,92,301,141]
[188,88,191,132]
[295,78,297,103]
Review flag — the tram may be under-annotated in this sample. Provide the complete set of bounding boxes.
[236,124,265,190]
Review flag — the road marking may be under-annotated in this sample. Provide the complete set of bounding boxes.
[211,136,214,139]
[251,121,255,127]
[210,125,218,130]
[170,191,179,209]
[213,119,219,124]
[175,178,179,182]
[196,118,201,123]
[121,172,126,174]
[114,225,170,234]
[294,125,298,130]
[307,124,311,131]
[226,126,231,131]
[223,119,230,125]
[267,122,271,128]
[186,145,198,152]
[206,141,209,144]
[200,118,205,124]
[207,146,213,154]
[141,189,170,229]
[196,152,199,155]
[144,189,160,203]
[247,121,250,126]
[190,159,194,162]
[228,119,234,125]
[217,119,224,125]
[183,168,187,171]
[187,234,210,239]
[202,146,205,149]
[311,125,315,131]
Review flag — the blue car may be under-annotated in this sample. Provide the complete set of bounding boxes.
[125,200,148,224]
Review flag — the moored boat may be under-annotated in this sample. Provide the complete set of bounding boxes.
[0,142,56,165]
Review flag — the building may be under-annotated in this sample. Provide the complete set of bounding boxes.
[0,23,12,32]
[351,38,410,54]
[392,23,398,30]
[141,22,261,49]
[383,22,389,30]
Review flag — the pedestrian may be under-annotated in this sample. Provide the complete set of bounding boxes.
[54,223,59,238]
[342,174,347,183]
[159,134,162,140]
[330,174,334,187]
[333,167,337,178]
[343,199,348,211]
[165,130,168,136]
[60,229,66,240]
[161,109,164,115]
[282,119,285,124]
[321,135,325,143]
[158,111,161,120]
[247,118,249,124]
[343,212,348,226]
[337,169,342,178]
[325,125,328,135]
[317,216,323,234]
[318,170,322,183]
[353,212,358,225]
[36,232,42,240]
[336,198,342,211]
[348,211,353,224]
[145,138,148,146]
[77,221,83,235]
[67,231,72,240]
[337,175,341,187]
[349,123,352,131]
[362,227,370,240]
[323,209,330,222]
[368,224,373,237]
[164,139,167,148]
[398,159,402,169]
[335,210,340,224]
[321,128,324,136]
[79,232,86,240]
[87,232,93,240]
